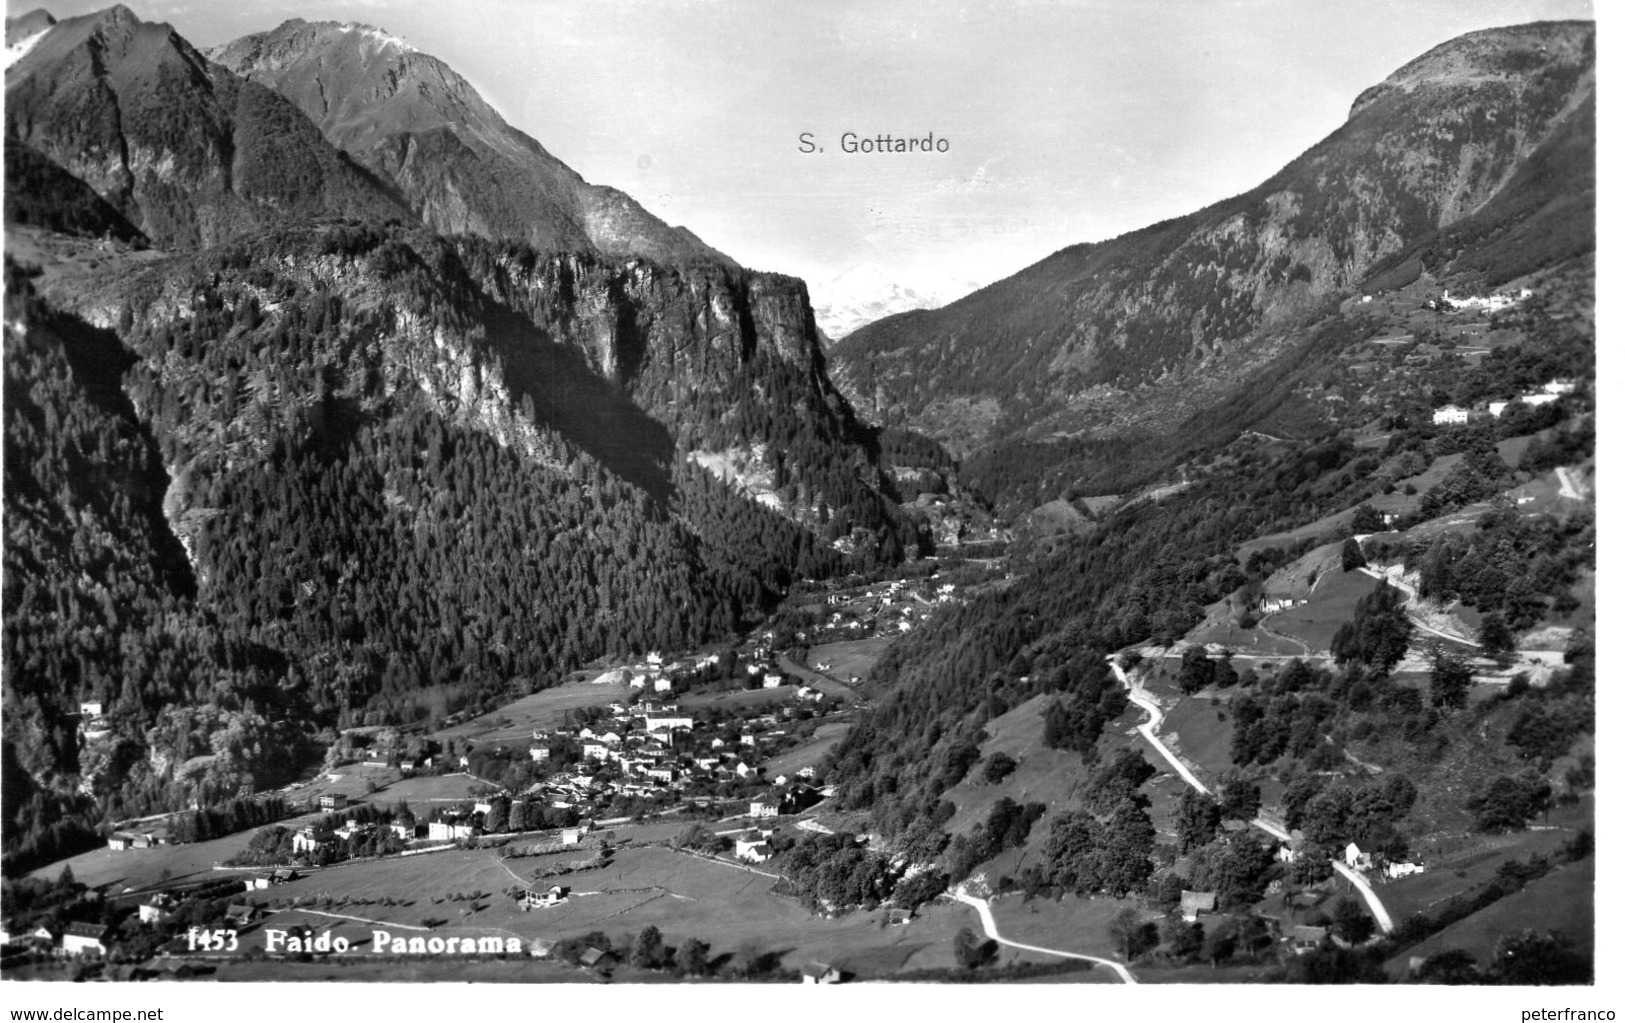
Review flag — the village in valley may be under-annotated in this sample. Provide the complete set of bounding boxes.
[2,565,989,982]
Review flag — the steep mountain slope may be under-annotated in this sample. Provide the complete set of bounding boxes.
[2,211,929,869]
[830,21,1594,458]
[1,9,933,869]
[4,140,145,242]
[4,5,414,250]
[208,19,733,266]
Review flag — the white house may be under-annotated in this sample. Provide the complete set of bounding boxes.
[1385,860,1426,880]
[293,826,336,854]
[61,922,111,957]
[762,674,784,689]
[427,819,476,842]
[735,832,772,862]
[1432,404,1469,425]
[644,714,694,732]
[749,799,781,819]
[524,884,570,908]
[654,676,673,693]
[1544,379,1577,395]
[529,746,551,762]
[1344,842,1374,871]
[1521,392,1559,407]
[78,701,104,717]
[138,894,176,925]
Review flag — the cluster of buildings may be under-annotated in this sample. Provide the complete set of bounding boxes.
[814,578,956,644]
[1432,378,1577,425]
[522,699,829,808]
[1436,288,1533,314]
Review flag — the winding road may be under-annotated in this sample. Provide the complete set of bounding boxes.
[1357,567,1479,648]
[949,888,1137,984]
[1107,657,1394,935]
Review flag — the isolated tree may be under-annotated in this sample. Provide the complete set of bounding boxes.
[1174,789,1222,853]
[1478,611,1515,657]
[1110,908,1158,960]
[953,927,998,970]
[1219,775,1262,821]
[631,925,669,970]
[1177,647,1217,695]
[980,751,1019,785]
[1340,538,1367,573]
[675,937,711,976]
[1467,773,1550,832]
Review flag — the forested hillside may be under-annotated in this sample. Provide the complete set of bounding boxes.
[830,21,1594,500]
[825,293,1594,895]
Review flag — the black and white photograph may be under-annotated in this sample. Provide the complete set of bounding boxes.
[0,0,1607,1009]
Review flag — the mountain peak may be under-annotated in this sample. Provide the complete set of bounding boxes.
[211,18,735,267]
[1349,19,1593,120]
[5,8,56,46]
[5,3,413,249]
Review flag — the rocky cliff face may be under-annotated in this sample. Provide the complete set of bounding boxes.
[4,6,412,250]
[829,20,1594,451]
[209,19,735,267]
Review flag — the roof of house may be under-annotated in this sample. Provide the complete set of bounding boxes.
[1180,890,1218,912]
[64,921,111,939]
[578,947,606,966]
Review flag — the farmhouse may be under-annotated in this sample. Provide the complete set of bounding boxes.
[749,798,781,819]
[735,831,772,863]
[802,961,846,984]
[61,922,111,957]
[523,884,570,908]
[293,826,337,854]
[1431,404,1469,425]
[319,793,348,811]
[1344,842,1375,871]
[138,894,176,925]
[1290,925,1329,952]
[1180,890,1218,922]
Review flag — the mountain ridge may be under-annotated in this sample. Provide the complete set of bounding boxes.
[829,20,1594,463]
[208,18,736,267]
[4,4,416,249]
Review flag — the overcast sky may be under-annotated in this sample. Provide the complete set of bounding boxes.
[10,0,1599,303]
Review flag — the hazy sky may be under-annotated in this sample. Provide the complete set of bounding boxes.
[10,0,1599,303]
